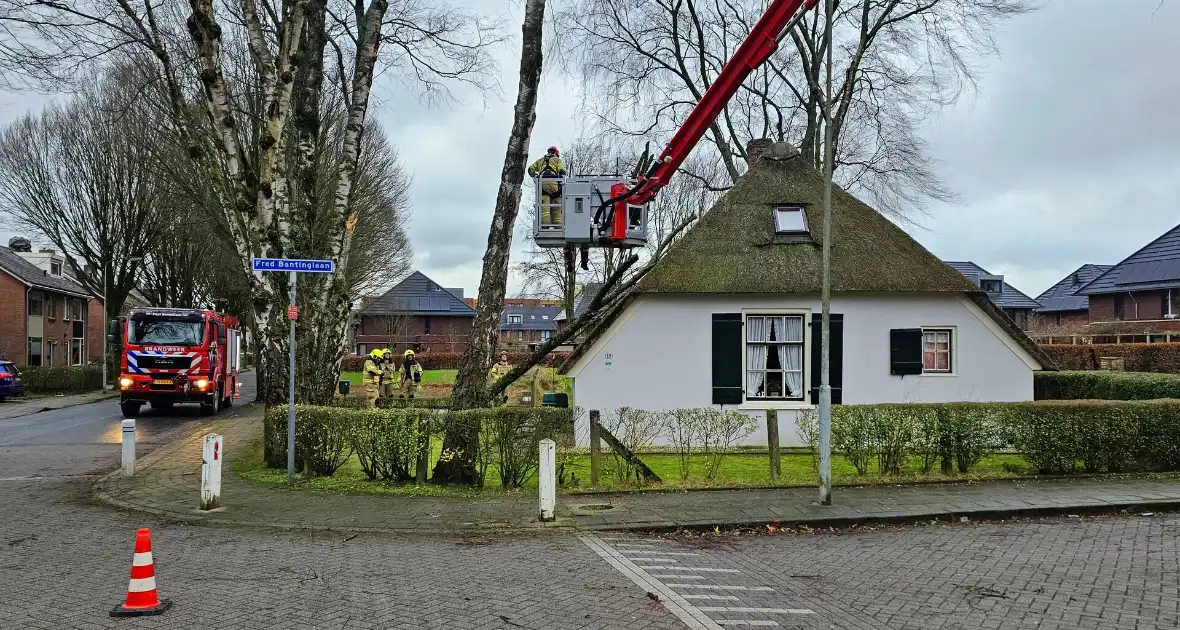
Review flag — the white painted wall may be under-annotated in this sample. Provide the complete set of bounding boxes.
[568,293,1039,447]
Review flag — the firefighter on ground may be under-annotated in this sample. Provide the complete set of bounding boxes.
[363,349,383,408]
[399,349,423,398]
[379,349,398,399]
[487,350,512,406]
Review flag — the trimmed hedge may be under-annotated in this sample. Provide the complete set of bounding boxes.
[262,404,574,487]
[1035,371,1180,400]
[339,351,571,373]
[14,365,103,394]
[817,401,1180,476]
[1041,343,1180,374]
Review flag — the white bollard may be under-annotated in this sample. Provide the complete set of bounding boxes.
[539,438,556,522]
[121,419,135,476]
[200,433,224,511]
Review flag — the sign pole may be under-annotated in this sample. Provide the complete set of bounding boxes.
[287,271,297,484]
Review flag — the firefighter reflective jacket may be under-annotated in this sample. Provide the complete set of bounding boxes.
[400,358,423,384]
[363,359,382,385]
[528,155,565,178]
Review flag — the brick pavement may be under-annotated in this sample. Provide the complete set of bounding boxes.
[96,407,1180,535]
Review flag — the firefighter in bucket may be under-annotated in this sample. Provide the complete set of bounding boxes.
[528,146,565,229]
[399,349,423,398]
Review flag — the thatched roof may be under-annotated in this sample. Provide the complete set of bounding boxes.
[560,141,1055,373]
[636,146,978,295]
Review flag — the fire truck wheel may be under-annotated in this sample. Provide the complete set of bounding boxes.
[201,391,220,416]
[120,401,142,418]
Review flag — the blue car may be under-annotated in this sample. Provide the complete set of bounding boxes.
[0,361,26,400]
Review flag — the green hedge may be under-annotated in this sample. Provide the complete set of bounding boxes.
[1034,371,1180,400]
[814,401,1180,476]
[14,365,104,394]
[263,404,574,487]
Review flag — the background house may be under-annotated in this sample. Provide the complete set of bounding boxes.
[0,244,98,366]
[499,303,560,350]
[1075,223,1180,335]
[943,261,1042,330]
[561,140,1052,447]
[1031,264,1112,331]
[352,271,475,355]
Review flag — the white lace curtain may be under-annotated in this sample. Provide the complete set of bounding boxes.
[748,316,804,399]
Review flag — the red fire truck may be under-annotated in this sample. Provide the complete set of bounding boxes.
[109,307,242,417]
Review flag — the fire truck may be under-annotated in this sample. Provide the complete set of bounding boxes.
[109,307,242,417]
[534,0,820,256]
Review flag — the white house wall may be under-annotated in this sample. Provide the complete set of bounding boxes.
[570,293,1037,448]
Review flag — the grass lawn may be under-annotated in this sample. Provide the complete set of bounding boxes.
[340,369,458,386]
[234,433,1035,497]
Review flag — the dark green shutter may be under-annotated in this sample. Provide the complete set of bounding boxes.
[711,313,743,405]
[810,313,843,404]
[890,328,924,375]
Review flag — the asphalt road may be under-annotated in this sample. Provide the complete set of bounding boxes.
[0,372,257,479]
[1,372,1177,628]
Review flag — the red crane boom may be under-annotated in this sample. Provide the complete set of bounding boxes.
[626,0,819,207]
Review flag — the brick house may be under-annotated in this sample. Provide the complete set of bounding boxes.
[352,271,475,355]
[0,245,102,366]
[1075,222,1180,334]
[1030,264,1113,332]
[943,261,1042,330]
[499,303,560,350]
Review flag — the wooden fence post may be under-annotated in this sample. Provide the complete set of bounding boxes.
[415,417,430,483]
[589,409,601,486]
[767,409,781,481]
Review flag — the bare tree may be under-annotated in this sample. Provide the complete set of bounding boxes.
[555,0,1033,219]
[0,0,500,404]
[435,0,548,485]
[0,64,162,328]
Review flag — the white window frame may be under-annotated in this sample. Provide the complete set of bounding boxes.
[540,330,551,341]
[1166,289,1178,319]
[741,309,810,410]
[921,327,956,375]
[772,206,808,235]
[508,314,522,324]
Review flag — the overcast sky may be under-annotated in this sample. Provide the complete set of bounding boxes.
[1,0,1177,302]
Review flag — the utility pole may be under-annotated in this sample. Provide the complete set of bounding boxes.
[818,0,835,506]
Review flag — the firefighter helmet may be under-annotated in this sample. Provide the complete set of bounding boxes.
[369,349,383,359]
[404,349,415,357]
[548,145,559,156]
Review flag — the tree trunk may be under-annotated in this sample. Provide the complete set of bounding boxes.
[433,0,547,485]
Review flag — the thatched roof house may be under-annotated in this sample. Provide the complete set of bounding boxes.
[561,139,1053,447]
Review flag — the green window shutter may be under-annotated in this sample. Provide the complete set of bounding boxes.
[810,313,844,404]
[890,328,924,375]
[711,313,743,405]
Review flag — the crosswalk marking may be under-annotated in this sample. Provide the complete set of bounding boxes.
[638,567,741,573]
[715,621,779,627]
[622,551,701,556]
[698,607,815,615]
[653,574,704,580]
[666,584,775,591]
[683,595,741,601]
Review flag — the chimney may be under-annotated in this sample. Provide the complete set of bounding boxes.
[766,141,801,161]
[7,237,31,252]
[746,138,773,163]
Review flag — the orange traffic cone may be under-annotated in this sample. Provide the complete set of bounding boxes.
[110,528,172,617]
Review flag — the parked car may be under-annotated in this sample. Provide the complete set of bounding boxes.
[0,361,26,401]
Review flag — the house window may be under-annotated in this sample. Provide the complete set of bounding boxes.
[44,341,54,366]
[27,338,42,367]
[75,299,85,321]
[1012,309,1028,330]
[745,315,805,400]
[47,296,57,319]
[981,279,1002,294]
[541,330,551,341]
[922,329,953,373]
[1164,290,1178,318]
[1114,295,1125,320]
[517,330,524,340]
[508,314,522,324]
[28,291,43,316]
[423,316,431,334]
[50,261,62,276]
[772,206,807,234]
[542,315,549,320]
[70,339,83,366]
